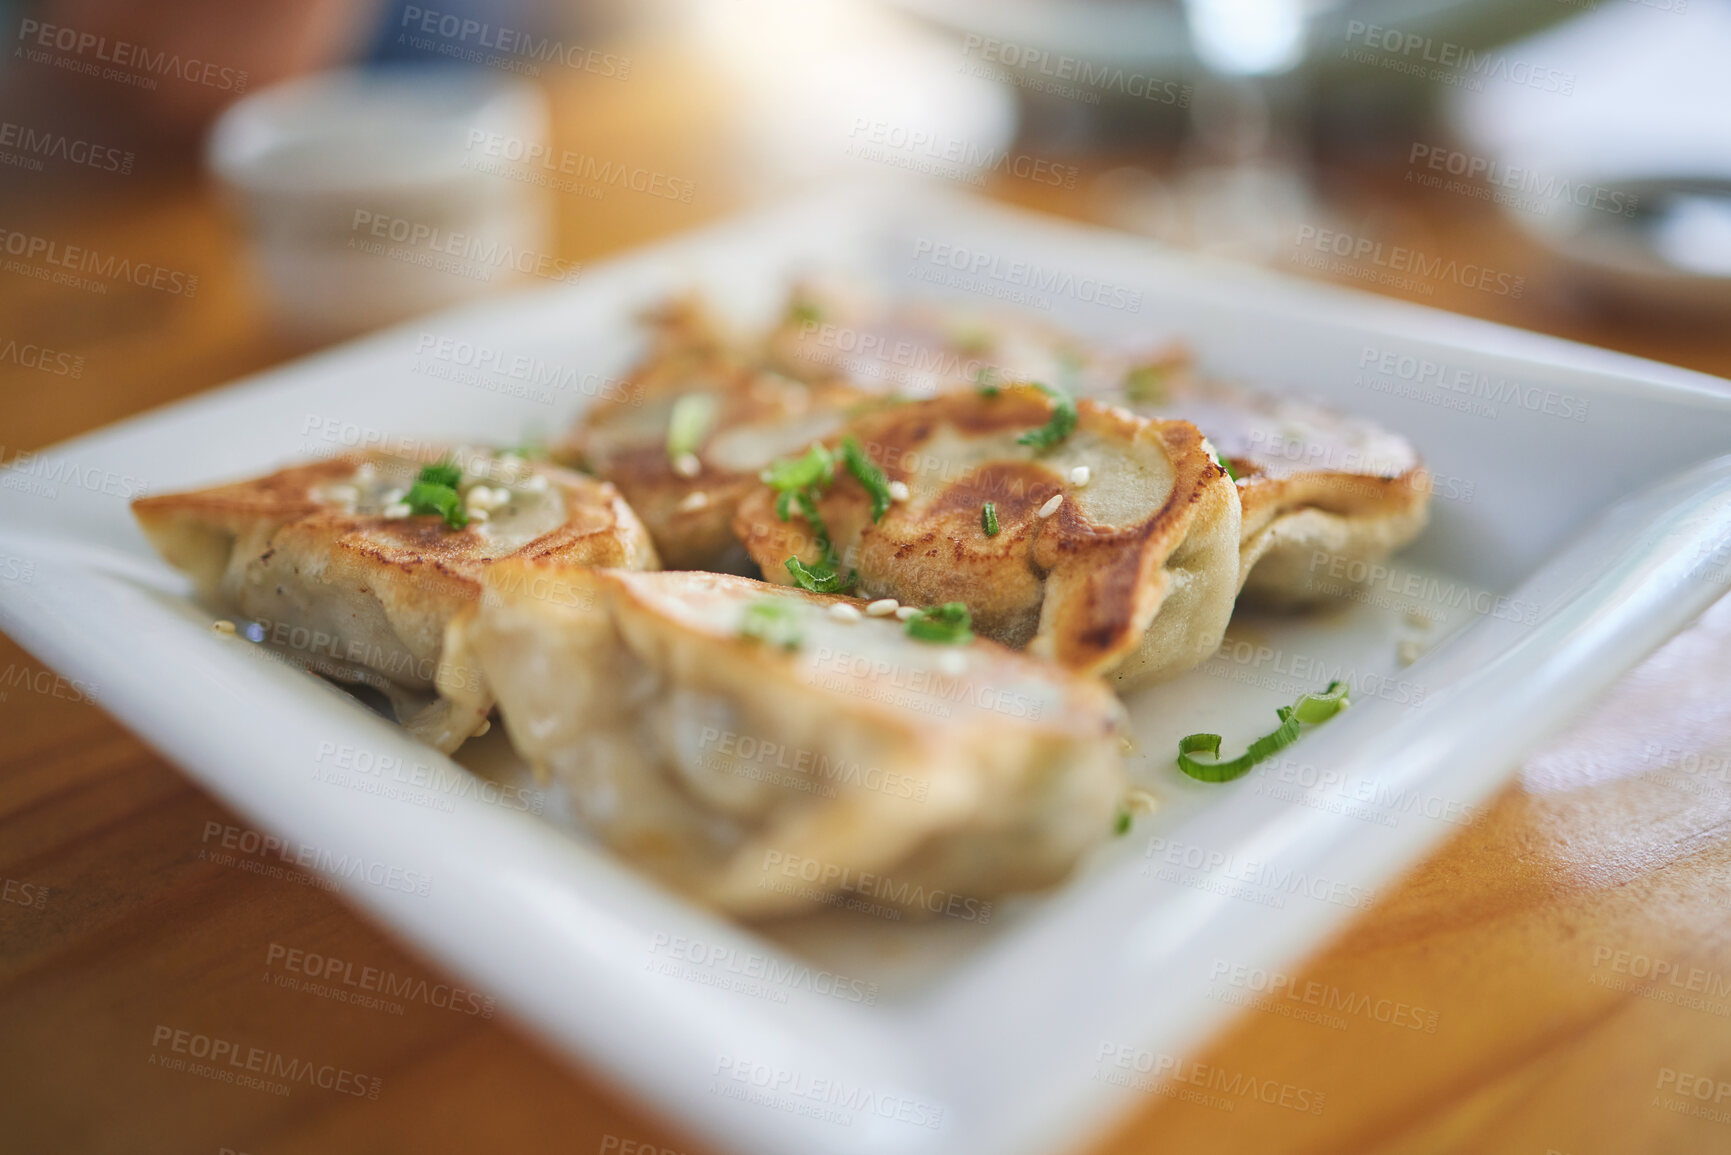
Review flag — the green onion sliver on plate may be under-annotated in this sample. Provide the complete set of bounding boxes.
[1176,680,1349,783]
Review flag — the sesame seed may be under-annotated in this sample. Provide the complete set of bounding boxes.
[866,598,899,617]
[1396,640,1423,667]
[887,480,910,502]
[895,605,919,621]
[677,491,710,513]
[355,463,377,481]
[938,650,966,676]
[382,487,406,504]
[466,507,490,523]
[522,474,549,493]
[212,619,236,635]
[1037,493,1063,518]
[1069,465,1090,486]
[384,502,412,519]
[474,719,491,737]
[672,453,701,478]
[828,602,862,623]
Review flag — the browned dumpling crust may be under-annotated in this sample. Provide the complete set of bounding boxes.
[1113,349,1431,605]
[557,295,868,570]
[132,447,657,751]
[733,385,1243,689]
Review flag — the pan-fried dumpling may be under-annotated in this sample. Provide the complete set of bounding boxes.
[767,281,1429,607]
[132,447,657,751]
[1112,350,1430,606]
[557,295,866,570]
[439,565,1128,919]
[764,277,1096,397]
[732,385,1242,689]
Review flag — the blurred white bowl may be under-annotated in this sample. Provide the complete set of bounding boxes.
[208,66,553,341]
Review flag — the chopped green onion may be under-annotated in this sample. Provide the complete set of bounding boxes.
[739,598,803,650]
[785,556,852,594]
[793,489,835,560]
[405,480,468,529]
[905,602,973,645]
[1213,449,1238,481]
[1176,680,1350,783]
[841,437,891,523]
[1124,364,1167,404]
[417,460,462,490]
[667,393,718,463]
[789,300,821,324]
[973,365,1000,396]
[982,501,999,536]
[1113,807,1132,836]
[761,443,835,493]
[1016,383,1078,451]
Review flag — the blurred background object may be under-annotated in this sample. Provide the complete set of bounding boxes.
[0,0,1726,382]
[208,67,551,339]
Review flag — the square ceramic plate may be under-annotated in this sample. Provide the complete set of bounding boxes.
[5,185,1731,1155]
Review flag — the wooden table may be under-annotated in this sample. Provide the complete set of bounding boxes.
[5,44,1731,1155]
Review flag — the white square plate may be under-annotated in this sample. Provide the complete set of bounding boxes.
[5,185,1731,1155]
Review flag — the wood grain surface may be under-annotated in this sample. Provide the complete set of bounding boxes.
[4,43,1731,1155]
